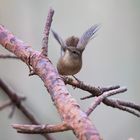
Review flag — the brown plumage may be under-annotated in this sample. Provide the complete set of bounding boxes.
[65,36,79,47]
[52,25,99,75]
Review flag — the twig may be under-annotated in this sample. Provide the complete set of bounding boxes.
[100,85,121,92]
[9,104,16,118]
[103,98,140,117]
[42,8,54,56]
[0,100,12,110]
[80,85,120,100]
[0,54,19,59]
[114,99,140,112]
[63,76,102,96]
[86,87,127,116]
[0,79,54,140]
[12,122,70,134]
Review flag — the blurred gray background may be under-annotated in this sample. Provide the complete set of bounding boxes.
[0,0,140,140]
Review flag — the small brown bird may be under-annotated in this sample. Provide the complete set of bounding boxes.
[52,25,99,75]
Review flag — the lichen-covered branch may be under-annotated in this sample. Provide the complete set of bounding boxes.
[0,17,101,140]
[12,122,70,134]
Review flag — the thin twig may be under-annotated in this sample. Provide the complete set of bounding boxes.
[0,54,19,59]
[103,98,140,117]
[9,104,16,118]
[63,76,102,96]
[12,122,70,134]
[8,96,26,118]
[81,85,120,100]
[86,87,127,116]
[114,99,140,112]
[42,8,54,56]
[0,100,12,110]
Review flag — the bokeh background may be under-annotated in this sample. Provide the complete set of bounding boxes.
[0,0,140,140]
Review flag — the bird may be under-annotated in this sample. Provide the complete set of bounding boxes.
[52,25,99,76]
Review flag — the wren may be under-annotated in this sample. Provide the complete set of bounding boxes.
[52,25,99,75]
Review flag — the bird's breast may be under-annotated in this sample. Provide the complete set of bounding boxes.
[57,55,82,75]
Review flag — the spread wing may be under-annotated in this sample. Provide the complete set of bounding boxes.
[51,30,66,49]
[77,24,100,52]
[51,29,66,56]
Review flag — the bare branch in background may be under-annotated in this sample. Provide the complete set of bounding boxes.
[0,79,54,140]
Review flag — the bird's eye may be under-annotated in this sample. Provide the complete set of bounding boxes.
[72,51,77,54]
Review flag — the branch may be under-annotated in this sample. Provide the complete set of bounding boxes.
[0,54,19,59]
[0,100,12,110]
[63,76,102,96]
[104,98,140,117]
[41,8,54,56]
[0,16,101,140]
[63,76,140,117]
[0,79,54,140]
[86,87,127,116]
[114,99,140,112]
[0,79,39,123]
[12,122,70,134]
